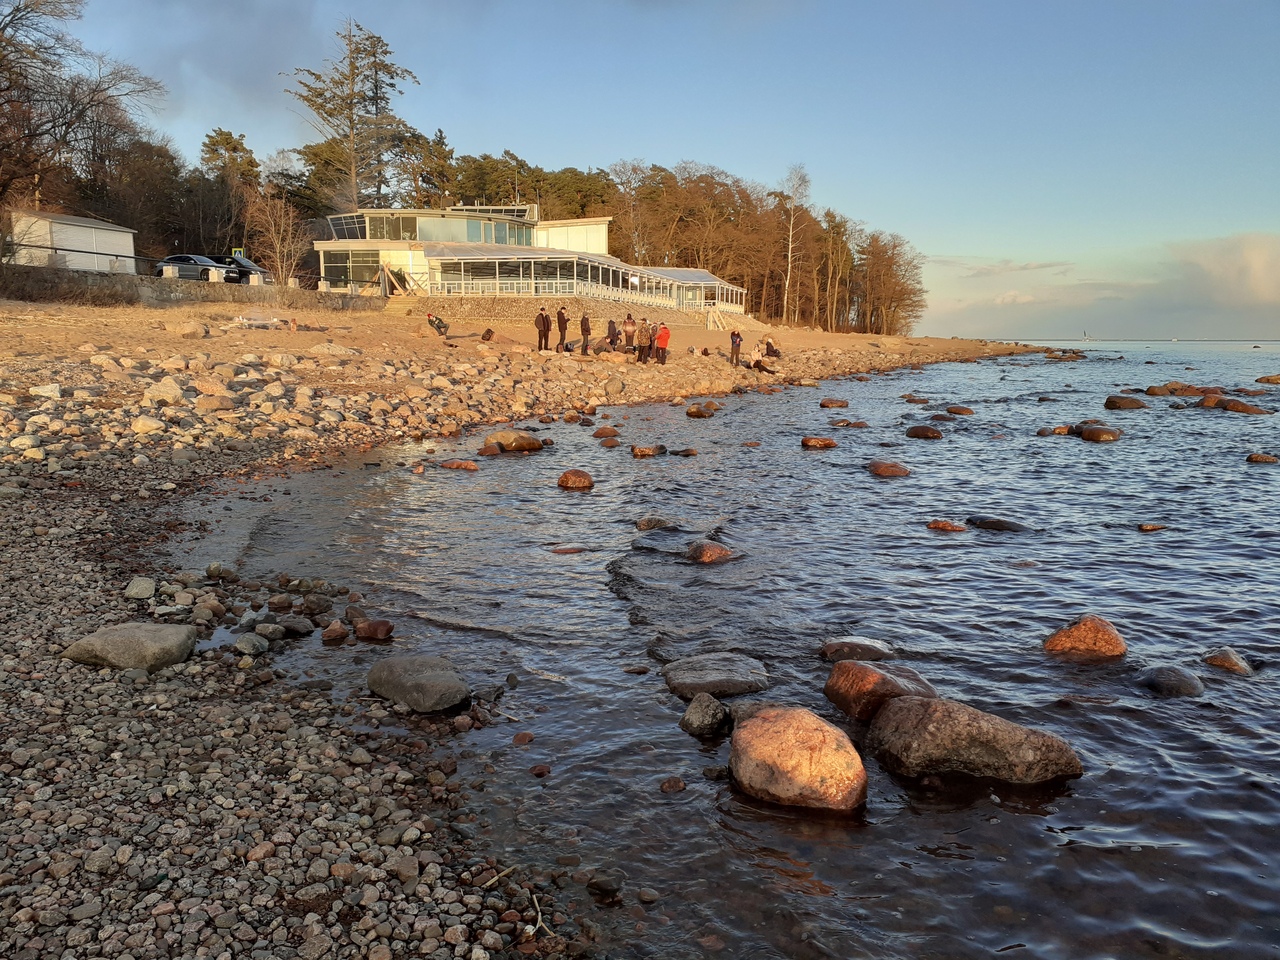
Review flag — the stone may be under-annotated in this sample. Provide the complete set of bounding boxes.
[367,655,469,712]
[307,341,360,357]
[636,515,675,531]
[686,403,713,418]
[1079,424,1121,442]
[440,459,478,470]
[1246,453,1278,464]
[558,469,594,490]
[662,651,769,700]
[729,706,867,811]
[235,633,270,655]
[1104,395,1149,410]
[1203,646,1254,675]
[1138,665,1205,697]
[679,692,729,737]
[686,539,731,563]
[801,436,837,449]
[321,620,349,641]
[1195,395,1272,415]
[476,443,502,457]
[1042,613,1127,658]
[946,405,974,415]
[592,426,619,438]
[131,415,166,435]
[29,382,62,399]
[927,519,967,532]
[967,515,1031,532]
[867,459,910,477]
[820,636,895,662]
[63,623,197,671]
[124,577,156,600]
[484,429,544,451]
[165,320,208,339]
[906,425,943,440]
[84,846,115,874]
[356,619,395,640]
[824,660,938,721]
[819,398,848,408]
[867,697,1083,783]
[631,444,666,457]
[1256,373,1280,384]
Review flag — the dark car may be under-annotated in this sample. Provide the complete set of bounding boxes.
[206,254,274,284]
[154,255,239,282]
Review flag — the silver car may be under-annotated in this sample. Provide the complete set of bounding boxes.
[154,255,239,282]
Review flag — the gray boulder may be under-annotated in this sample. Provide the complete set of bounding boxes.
[866,697,1083,784]
[367,655,469,713]
[679,692,728,737]
[124,577,156,600]
[62,624,197,672]
[661,652,768,700]
[1138,666,1204,697]
[820,636,895,662]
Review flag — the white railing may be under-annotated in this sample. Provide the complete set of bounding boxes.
[402,274,745,314]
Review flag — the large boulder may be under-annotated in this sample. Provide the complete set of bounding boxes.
[662,651,768,700]
[557,469,594,490]
[1137,665,1204,697]
[686,539,731,563]
[824,661,937,721]
[866,460,910,478]
[62,624,197,672]
[729,706,867,811]
[866,697,1083,784]
[367,655,469,713]
[905,425,943,440]
[1203,646,1254,676]
[1195,395,1272,415]
[820,636,895,662]
[1104,395,1149,410]
[1042,613,1127,658]
[484,429,544,452]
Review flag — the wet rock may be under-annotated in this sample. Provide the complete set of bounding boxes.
[820,636,895,662]
[866,459,910,477]
[440,458,478,470]
[927,519,967,532]
[801,436,837,449]
[557,468,594,490]
[367,654,469,712]
[234,633,270,655]
[631,444,666,457]
[1138,665,1205,697]
[276,615,316,636]
[947,405,974,415]
[321,620,349,641]
[670,447,698,457]
[824,660,938,721]
[355,619,394,640]
[686,539,731,563]
[1079,424,1121,442]
[1138,523,1166,532]
[1255,373,1280,384]
[686,403,713,418]
[592,426,619,438]
[819,398,849,408]
[660,776,686,793]
[636,515,676,531]
[679,692,729,737]
[867,697,1083,783]
[476,443,503,456]
[906,425,943,440]
[1203,647,1254,676]
[484,428,544,451]
[1105,395,1149,410]
[1195,395,1272,415]
[729,706,867,811]
[124,577,156,600]
[662,651,769,700]
[1246,453,1277,464]
[62,623,197,672]
[967,515,1031,532]
[1042,613,1127,659]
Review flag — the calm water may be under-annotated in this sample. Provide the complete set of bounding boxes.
[200,341,1280,959]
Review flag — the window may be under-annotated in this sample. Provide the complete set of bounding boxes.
[483,223,493,243]
[329,215,366,240]
[494,222,508,245]
[466,219,482,242]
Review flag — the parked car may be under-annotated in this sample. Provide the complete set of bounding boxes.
[154,255,239,282]
[206,254,275,284]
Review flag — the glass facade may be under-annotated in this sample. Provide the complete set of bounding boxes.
[338,212,532,246]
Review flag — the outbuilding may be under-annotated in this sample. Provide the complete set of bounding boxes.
[8,211,137,273]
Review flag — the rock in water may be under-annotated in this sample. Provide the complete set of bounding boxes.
[483,428,544,451]
[662,651,769,700]
[1079,424,1121,442]
[866,697,1083,784]
[729,706,867,811]
[867,460,910,478]
[1138,665,1205,697]
[906,425,943,440]
[1105,395,1149,410]
[686,539,732,563]
[824,661,938,721]
[819,398,849,408]
[686,403,713,418]
[801,436,837,449]
[62,624,197,672]
[1042,613,1127,658]
[820,636,895,662]
[679,692,729,737]
[558,469,594,490]
[636,515,676,531]
[966,515,1031,532]
[367,655,469,713]
[927,519,967,532]
[1202,646,1254,676]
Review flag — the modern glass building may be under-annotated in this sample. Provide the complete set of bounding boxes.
[315,205,746,314]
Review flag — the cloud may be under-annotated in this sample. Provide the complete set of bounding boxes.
[994,290,1036,305]
[1170,233,1280,307]
[960,259,1074,279]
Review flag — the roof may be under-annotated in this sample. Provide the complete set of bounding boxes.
[11,211,136,234]
[644,267,724,285]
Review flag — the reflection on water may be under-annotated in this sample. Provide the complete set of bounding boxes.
[216,342,1280,959]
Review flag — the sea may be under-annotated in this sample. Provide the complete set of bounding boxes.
[192,340,1280,959]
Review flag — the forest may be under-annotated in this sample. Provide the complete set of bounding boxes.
[0,1,925,334]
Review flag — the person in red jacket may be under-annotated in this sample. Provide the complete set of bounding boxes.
[654,322,671,364]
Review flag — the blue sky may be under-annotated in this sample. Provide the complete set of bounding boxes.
[75,0,1279,339]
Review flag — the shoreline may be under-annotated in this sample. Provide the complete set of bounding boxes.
[0,299,1040,959]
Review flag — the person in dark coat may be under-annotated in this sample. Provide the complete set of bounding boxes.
[623,313,636,350]
[580,313,591,355]
[729,329,743,367]
[607,318,619,348]
[556,306,569,351]
[534,307,551,351]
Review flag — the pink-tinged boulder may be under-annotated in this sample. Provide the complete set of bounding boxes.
[557,469,594,490]
[355,619,394,640]
[686,539,732,564]
[1256,374,1280,384]
[819,398,849,408]
[440,459,478,471]
[476,443,502,457]
[1042,613,1126,659]
[905,425,943,440]
[1195,395,1272,415]
[927,519,967,532]
[631,444,666,457]
[1246,453,1277,464]
[1078,425,1121,443]
[729,706,867,811]
[484,429,544,451]
[866,459,910,477]
[801,436,837,449]
[824,660,938,722]
[947,405,975,416]
[592,426,619,438]
[866,697,1083,784]
[321,620,349,642]
[1203,646,1254,676]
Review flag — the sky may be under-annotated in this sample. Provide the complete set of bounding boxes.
[72,0,1280,340]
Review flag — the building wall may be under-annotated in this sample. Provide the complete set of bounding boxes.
[10,216,53,267]
[535,222,609,255]
[10,216,135,273]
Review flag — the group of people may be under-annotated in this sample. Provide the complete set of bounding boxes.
[728,329,780,372]
[533,307,671,363]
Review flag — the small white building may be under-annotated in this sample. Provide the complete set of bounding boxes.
[8,211,137,273]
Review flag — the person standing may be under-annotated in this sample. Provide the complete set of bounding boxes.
[729,329,742,367]
[654,322,671,365]
[534,306,551,351]
[556,306,569,352]
[580,313,592,355]
[636,316,651,362]
[607,318,619,349]
[623,313,636,350]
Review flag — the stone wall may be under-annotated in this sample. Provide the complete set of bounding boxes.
[0,263,385,313]
[390,294,710,329]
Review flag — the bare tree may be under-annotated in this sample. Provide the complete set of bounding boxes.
[769,164,810,326]
[244,184,314,286]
